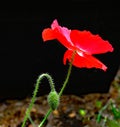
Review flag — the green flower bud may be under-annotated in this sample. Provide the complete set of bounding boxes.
[47,91,59,110]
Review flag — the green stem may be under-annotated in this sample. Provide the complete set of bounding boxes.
[38,50,76,127]
[22,50,76,127]
[28,116,36,127]
[59,50,76,97]
[38,108,52,127]
[97,99,112,123]
[21,73,54,127]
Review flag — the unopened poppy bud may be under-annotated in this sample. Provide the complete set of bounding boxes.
[47,91,59,110]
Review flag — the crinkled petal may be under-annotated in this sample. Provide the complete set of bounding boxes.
[42,19,74,50]
[70,30,114,54]
[63,50,107,71]
[51,19,74,49]
[42,28,56,41]
[51,19,72,43]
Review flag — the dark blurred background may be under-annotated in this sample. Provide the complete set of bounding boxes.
[0,1,120,100]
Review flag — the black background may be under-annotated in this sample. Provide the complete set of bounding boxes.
[0,1,120,100]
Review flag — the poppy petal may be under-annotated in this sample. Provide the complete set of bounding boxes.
[63,50,107,71]
[42,19,74,50]
[51,19,74,49]
[70,30,114,54]
[42,28,56,41]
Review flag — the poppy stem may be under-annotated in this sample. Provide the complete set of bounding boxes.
[59,50,76,97]
[38,108,52,127]
[37,50,76,127]
[22,51,76,127]
[39,50,76,127]
[21,73,55,127]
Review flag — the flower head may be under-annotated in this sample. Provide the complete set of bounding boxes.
[42,19,114,71]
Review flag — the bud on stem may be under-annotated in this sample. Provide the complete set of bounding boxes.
[47,91,59,110]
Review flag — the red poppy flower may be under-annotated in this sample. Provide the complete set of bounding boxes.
[42,19,114,71]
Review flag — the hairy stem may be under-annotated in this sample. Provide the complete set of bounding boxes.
[38,108,52,127]
[59,50,76,97]
[38,50,76,127]
[22,73,54,127]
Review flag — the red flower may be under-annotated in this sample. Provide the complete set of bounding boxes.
[42,19,114,71]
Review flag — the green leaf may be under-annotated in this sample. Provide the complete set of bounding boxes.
[106,119,120,127]
[111,103,120,119]
[95,100,102,109]
[96,113,102,123]
[79,109,86,117]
